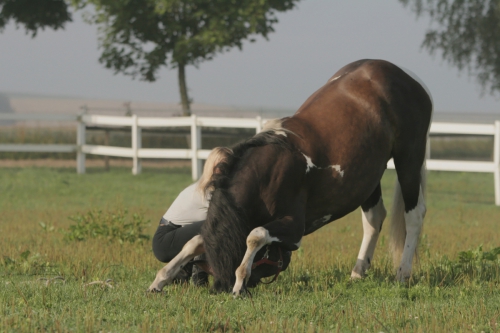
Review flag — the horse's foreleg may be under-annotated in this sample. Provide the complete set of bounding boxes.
[233,227,276,297]
[148,235,204,292]
[233,214,304,297]
[351,189,386,279]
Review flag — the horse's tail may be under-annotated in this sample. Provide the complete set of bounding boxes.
[389,161,427,267]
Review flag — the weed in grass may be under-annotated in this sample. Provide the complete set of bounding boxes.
[37,222,55,233]
[64,209,151,244]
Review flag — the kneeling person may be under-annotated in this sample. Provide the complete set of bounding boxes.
[152,147,232,285]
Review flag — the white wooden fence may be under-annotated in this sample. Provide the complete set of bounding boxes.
[1,113,499,205]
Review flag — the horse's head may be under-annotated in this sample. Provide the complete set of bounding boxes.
[202,183,294,292]
[246,244,292,288]
[195,243,292,290]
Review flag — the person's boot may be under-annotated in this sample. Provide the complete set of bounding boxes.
[191,254,209,287]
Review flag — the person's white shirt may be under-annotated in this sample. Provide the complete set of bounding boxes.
[163,182,208,226]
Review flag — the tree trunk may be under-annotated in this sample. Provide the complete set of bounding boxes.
[178,63,191,116]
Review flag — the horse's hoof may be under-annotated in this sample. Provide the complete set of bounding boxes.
[396,268,411,282]
[148,281,165,292]
[232,289,245,298]
[148,287,162,293]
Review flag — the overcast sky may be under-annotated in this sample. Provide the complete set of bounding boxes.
[1,0,499,114]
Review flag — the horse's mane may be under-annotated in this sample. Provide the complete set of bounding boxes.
[201,131,292,292]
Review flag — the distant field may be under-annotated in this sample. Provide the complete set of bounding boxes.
[1,167,499,332]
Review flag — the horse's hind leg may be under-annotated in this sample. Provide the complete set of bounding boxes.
[148,235,204,292]
[351,183,387,279]
[392,158,427,282]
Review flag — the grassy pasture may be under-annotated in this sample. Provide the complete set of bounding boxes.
[1,166,500,332]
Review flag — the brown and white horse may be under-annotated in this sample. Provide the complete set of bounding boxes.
[148,59,432,295]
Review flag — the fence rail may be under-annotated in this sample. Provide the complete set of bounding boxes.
[1,113,499,205]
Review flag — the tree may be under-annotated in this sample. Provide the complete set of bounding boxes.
[400,0,500,95]
[0,0,72,37]
[79,0,299,116]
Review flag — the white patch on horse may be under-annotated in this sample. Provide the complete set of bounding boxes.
[351,197,386,279]
[397,186,426,282]
[310,214,333,230]
[294,238,302,249]
[329,75,342,82]
[302,153,316,173]
[301,154,344,177]
[276,130,287,136]
[260,118,294,137]
[327,164,345,177]
[251,227,280,244]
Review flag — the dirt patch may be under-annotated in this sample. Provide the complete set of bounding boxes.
[0,159,191,168]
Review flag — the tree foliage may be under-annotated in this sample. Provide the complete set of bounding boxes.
[400,0,500,95]
[0,0,72,37]
[79,0,299,115]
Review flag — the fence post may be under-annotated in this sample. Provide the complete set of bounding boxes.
[103,130,110,171]
[76,115,86,174]
[494,121,500,206]
[256,115,262,133]
[132,114,142,175]
[191,114,202,180]
[426,137,431,161]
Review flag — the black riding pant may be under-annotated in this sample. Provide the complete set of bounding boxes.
[152,218,203,263]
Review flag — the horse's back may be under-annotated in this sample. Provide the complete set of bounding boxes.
[298,59,431,121]
[289,59,432,163]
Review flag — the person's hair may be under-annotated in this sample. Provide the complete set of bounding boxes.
[197,147,232,198]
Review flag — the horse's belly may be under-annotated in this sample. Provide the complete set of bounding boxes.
[303,198,357,235]
[303,166,384,234]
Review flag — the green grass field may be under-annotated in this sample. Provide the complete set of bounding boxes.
[1,167,499,332]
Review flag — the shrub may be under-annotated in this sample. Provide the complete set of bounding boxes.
[426,245,500,285]
[65,209,150,244]
[456,245,500,275]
